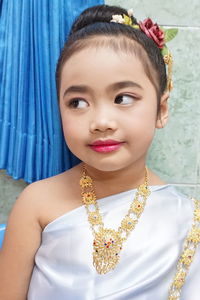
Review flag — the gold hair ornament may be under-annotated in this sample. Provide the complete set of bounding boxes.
[111,10,178,92]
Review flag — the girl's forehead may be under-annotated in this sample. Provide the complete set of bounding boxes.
[61,46,146,80]
[60,35,155,89]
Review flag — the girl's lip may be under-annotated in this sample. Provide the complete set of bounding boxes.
[90,139,122,146]
[89,140,124,153]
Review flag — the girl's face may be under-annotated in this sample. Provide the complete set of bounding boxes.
[59,46,168,172]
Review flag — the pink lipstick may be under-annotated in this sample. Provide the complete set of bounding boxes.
[89,140,123,153]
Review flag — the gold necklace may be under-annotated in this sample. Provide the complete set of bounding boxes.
[79,165,151,274]
[168,197,200,300]
[79,165,200,296]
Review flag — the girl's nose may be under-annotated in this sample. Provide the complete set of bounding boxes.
[89,108,117,133]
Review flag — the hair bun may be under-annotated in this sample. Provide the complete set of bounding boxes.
[70,4,133,35]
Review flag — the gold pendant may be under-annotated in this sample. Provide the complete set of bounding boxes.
[93,228,123,274]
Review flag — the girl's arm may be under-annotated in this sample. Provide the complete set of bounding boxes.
[0,184,42,300]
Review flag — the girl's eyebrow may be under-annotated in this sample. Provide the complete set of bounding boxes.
[108,81,143,92]
[63,85,91,99]
[63,81,143,99]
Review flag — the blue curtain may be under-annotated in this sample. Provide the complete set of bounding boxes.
[0,0,104,183]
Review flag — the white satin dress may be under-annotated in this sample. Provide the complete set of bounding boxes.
[27,185,200,299]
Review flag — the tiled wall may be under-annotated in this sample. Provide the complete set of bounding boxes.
[107,0,200,197]
[0,0,199,223]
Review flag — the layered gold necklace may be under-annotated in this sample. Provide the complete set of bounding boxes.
[80,165,200,299]
[79,165,150,274]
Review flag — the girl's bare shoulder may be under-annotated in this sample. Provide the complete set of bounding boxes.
[22,163,83,230]
[0,165,83,299]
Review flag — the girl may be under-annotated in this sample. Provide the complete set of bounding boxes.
[0,4,199,300]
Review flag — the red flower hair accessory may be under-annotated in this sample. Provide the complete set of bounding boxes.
[111,10,178,92]
[139,18,165,49]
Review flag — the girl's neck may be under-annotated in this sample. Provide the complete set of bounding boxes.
[79,161,149,199]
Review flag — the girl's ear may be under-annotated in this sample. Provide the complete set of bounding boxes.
[156,91,170,129]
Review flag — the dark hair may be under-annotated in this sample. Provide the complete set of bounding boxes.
[56,5,167,107]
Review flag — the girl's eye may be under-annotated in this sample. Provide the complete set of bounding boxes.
[115,94,136,105]
[68,99,88,109]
